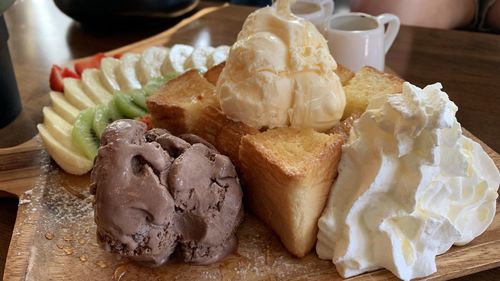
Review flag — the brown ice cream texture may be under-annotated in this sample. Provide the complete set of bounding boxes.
[90,119,243,266]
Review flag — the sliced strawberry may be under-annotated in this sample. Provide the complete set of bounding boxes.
[112,53,123,59]
[61,67,80,79]
[49,65,65,92]
[137,115,153,130]
[74,53,106,75]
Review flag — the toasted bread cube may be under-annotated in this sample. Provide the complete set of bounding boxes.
[328,111,361,139]
[146,70,217,135]
[146,62,400,260]
[335,64,355,86]
[190,106,226,146]
[204,62,225,86]
[190,106,259,167]
[216,115,259,168]
[239,128,343,257]
[343,66,404,119]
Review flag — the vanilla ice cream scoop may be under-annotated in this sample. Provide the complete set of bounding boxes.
[316,82,500,280]
[216,0,345,132]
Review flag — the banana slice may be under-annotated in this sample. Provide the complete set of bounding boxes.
[117,53,142,91]
[38,124,93,175]
[63,78,96,110]
[42,107,74,150]
[100,57,121,92]
[207,45,230,68]
[161,44,194,74]
[49,91,80,124]
[82,69,113,105]
[184,46,214,73]
[138,46,169,84]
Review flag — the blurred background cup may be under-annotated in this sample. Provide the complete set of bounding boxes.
[322,12,400,72]
[291,0,334,30]
[0,0,22,128]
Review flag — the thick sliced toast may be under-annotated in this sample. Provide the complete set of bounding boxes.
[335,64,355,86]
[146,70,218,135]
[204,62,225,85]
[342,66,404,119]
[191,106,259,168]
[239,128,343,257]
[146,63,404,258]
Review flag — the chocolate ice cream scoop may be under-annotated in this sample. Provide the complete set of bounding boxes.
[90,119,243,266]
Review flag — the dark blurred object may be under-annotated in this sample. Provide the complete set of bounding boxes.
[54,0,200,25]
[0,0,22,128]
[230,0,271,7]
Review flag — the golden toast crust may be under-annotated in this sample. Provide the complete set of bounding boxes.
[343,66,404,119]
[335,64,355,86]
[239,129,343,257]
[191,106,259,168]
[146,70,217,135]
[204,62,225,86]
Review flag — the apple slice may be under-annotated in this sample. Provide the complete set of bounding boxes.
[82,69,113,105]
[117,53,142,91]
[207,45,230,68]
[100,57,121,92]
[184,46,214,73]
[138,46,169,84]
[63,78,96,110]
[49,91,80,124]
[42,106,74,150]
[37,124,93,175]
[161,44,194,74]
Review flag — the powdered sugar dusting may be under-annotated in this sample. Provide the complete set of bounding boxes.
[12,152,341,280]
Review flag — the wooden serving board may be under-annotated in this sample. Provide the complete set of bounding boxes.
[1,5,500,281]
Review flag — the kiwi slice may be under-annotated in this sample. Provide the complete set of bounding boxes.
[144,72,178,96]
[114,92,147,118]
[72,108,99,160]
[130,89,147,110]
[93,105,111,139]
[108,99,123,121]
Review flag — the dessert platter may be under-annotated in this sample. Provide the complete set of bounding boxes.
[1,2,500,281]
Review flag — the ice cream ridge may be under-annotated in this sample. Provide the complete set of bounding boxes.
[217,0,345,131]
[90,120,243,266]
[316,82,500,280]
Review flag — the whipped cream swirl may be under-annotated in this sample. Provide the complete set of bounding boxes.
[316,82,500,280]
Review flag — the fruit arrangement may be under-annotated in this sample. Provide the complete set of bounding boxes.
[37,44,230,175]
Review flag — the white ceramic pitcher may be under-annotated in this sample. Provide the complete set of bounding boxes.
[291,0,334,30]
[322,12,400,71]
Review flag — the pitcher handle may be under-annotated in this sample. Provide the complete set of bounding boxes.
[376,13,400,54]
[322,0,334,17]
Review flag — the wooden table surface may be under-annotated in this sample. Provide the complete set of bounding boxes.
[0,0,499,280]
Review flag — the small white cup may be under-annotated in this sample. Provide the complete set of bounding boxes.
[291,0,334,30]
[322,13,400,72]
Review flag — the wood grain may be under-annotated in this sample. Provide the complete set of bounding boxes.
[1,2,500,281]
[1,131,498,281]
[0,138,43,197]
[0,198,17,279]
[386,26,500,153]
